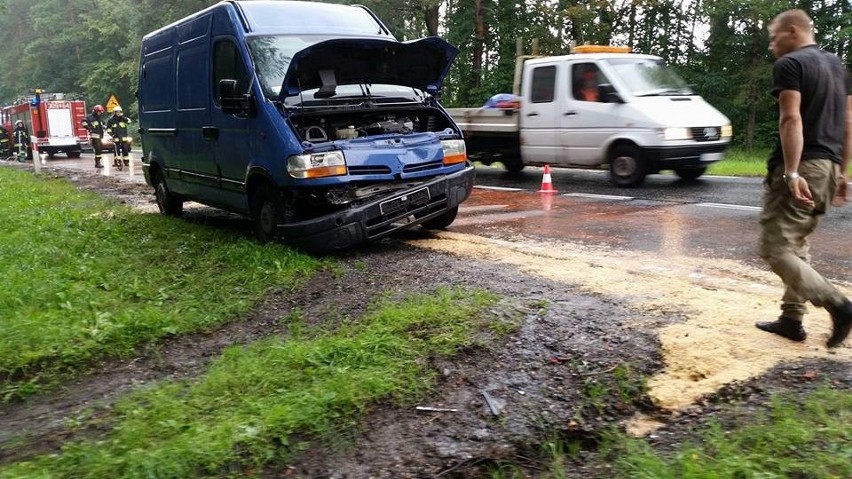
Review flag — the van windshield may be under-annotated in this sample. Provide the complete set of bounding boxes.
[603,58,693,97]
[247,35,423,104]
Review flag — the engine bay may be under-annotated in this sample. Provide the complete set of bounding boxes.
[288,106,455,144]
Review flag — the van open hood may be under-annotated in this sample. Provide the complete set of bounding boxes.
[279,37,458,100]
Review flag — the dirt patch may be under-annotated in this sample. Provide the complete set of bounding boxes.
[1,164,849,478]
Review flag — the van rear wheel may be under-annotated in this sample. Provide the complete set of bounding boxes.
[154,172,183,216]
[251,185,284,244]
[609,145,647,187]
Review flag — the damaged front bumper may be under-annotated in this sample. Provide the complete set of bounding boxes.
[278,164,475,252]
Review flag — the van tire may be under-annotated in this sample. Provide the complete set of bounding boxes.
[609,145,646,187]
[252,185,284,244]
[674,166,707,181]
[154,172,183,216]
[421,206,458,230]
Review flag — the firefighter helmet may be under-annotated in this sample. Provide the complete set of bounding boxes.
[93,104,105,114]
[15,120,23,126]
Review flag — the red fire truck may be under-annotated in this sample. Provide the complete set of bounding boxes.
[1,91,88,158]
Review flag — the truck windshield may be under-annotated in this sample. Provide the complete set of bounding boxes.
[247,35,423,104]
[603,58,693,97]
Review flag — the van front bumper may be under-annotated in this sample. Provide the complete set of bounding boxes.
[643,143,729,168]
[277,165,476,252]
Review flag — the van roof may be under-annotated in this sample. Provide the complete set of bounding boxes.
[143,1,392,40]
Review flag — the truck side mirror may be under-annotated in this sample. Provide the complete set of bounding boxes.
[598,84,624,104]
[219,79,255,117]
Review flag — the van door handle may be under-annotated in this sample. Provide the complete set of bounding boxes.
[564,111,578,116]
[526,112,539,117]
[202,126,219,141]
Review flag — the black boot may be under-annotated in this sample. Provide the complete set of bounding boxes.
[95,157,103,169]
[825,300,852,348]
[755,316,806,342]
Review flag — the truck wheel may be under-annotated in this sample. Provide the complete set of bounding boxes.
[154,171,183,216]
[251,185,284,243]
[609,145,647,187]
[421,206,458,230]
[503,158,525,173]
[674,166,707,181]
[67,151,81,158]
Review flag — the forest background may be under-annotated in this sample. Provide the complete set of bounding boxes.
[0,0,848,150]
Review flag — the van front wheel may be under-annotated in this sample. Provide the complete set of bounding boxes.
[420,206,459,230]
[252,185,284,244]
[609,145,647,187]
[154,173,183,216]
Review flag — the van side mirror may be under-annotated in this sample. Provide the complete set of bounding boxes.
[598,84,624,104]
[219,79,255,116]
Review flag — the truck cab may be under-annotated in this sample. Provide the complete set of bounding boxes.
[449,47,732,187]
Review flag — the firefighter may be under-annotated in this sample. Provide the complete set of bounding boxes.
[81,104,106,168]
[0,125,10,160]
[106,105,131,169]
[12,120,30,162]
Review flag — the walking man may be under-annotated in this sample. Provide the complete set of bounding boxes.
[756,9,852,348]
[81,104,106,168]
[12,120,30,162]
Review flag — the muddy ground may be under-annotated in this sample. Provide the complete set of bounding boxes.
[1,166,849,478]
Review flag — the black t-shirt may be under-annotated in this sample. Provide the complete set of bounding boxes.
[768,44,852,170]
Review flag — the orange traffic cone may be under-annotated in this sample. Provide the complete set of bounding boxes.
[538,164,558,193]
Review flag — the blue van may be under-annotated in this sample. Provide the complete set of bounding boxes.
[138,0,474,251]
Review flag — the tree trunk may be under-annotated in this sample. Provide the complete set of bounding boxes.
[472,0,485,90]
[424,4,439,36]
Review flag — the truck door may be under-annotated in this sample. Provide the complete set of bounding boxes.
[560,61,622,166]
[519,64,559,165]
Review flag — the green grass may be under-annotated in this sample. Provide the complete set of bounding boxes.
[706,147,769,177]
[0,288,501,478]
[0,168,323,398]
[609,387,851,478]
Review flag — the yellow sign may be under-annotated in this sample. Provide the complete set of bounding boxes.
[105,94,121,112]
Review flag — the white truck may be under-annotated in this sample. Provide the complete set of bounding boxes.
[447,47,732,187]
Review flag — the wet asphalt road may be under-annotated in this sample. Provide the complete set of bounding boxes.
[460,164,852,282]
[29,155,852,282]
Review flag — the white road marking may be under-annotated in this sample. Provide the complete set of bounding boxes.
[563,193,634,201]
[695,202,761,212]
[474,185,524,192]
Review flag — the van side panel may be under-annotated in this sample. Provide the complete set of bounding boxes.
[174,14,214,194]
[139,29,178,189]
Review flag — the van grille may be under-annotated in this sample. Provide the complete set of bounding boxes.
[403,160,443,173]
[348,165,392,175]
[691,126,721,142]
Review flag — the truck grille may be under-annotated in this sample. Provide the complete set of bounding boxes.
[690,126,721,142]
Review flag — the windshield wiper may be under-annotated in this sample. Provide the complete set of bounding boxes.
[635,88,691,97]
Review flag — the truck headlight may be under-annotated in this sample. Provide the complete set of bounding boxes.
[721,124,733,139]
[662,127,691,141]
[441,139,467,165]
[287,150,347,178]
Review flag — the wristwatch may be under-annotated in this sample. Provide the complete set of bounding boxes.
[783,171,801,184]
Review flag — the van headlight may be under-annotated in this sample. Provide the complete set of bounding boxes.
[662,127,691,141]
[441,139,467,165]
[721,124,733,139]
[287,151,347,178]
